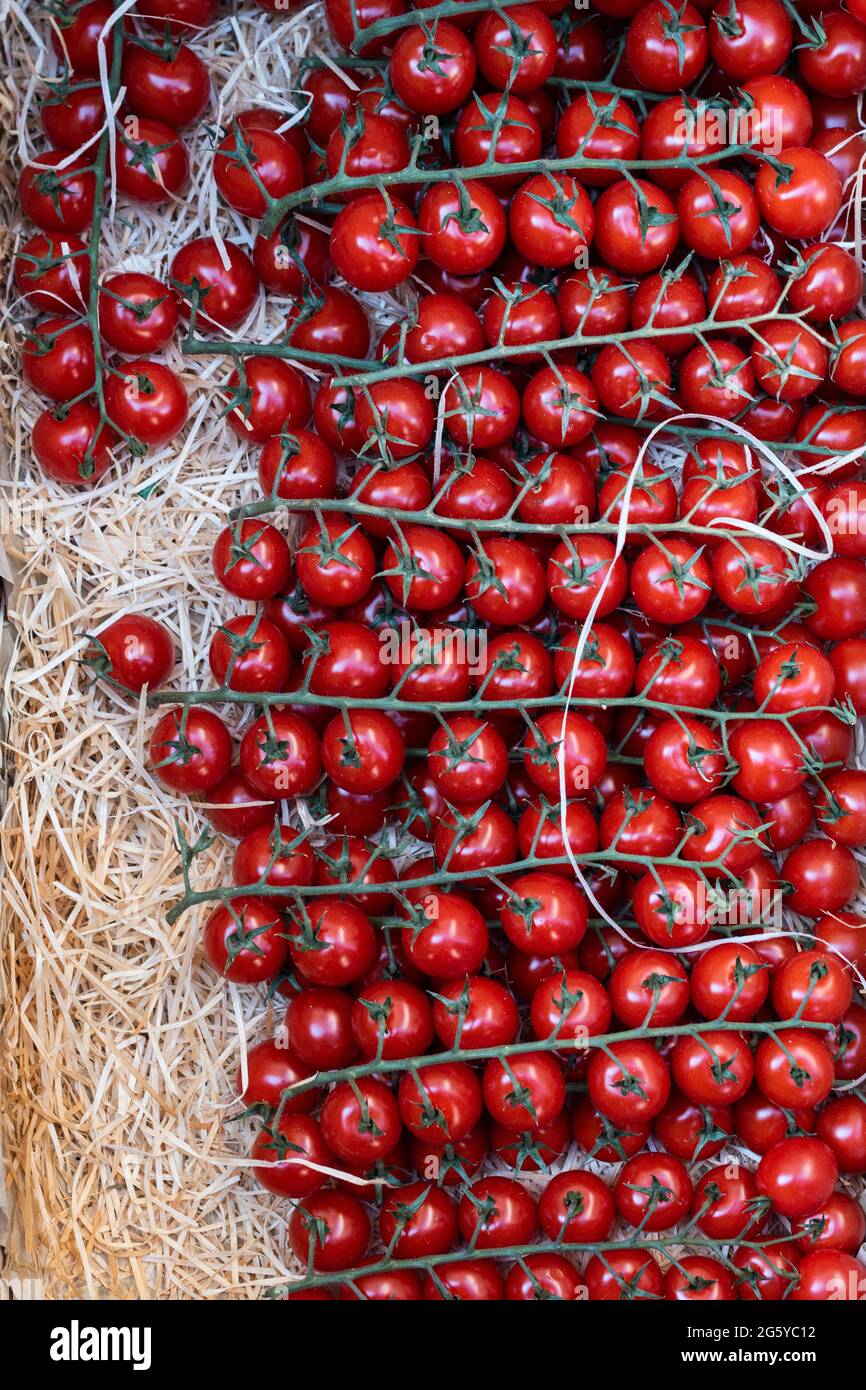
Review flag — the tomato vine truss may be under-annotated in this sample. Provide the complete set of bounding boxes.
[91,0,866,1297]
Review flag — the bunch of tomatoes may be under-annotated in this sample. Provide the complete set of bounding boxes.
[61,0,866,1299]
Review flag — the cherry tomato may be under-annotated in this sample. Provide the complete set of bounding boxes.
[91,613,175,691]
[105,358,188,447]
[149,705,231,792]
[202,896,287,984]
[288,1191,370,1273]
[22,315,95,402]
[19,150,95,233]
[123,39,210,127]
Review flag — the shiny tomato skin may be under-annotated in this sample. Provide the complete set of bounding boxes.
[332,193,419,291]
[288,1191,370,1273]
[399,1062,483,1145]
[105,358,188,447]
[23,314,95,403]
[226,357,310,443]
[615,1151,692,1232]
[171,238,259,330]
[671,1029,754,1106]
[692,1165,766,1241]
[690,943,769,1022]
[500,872,588,956]
[251,1112,332,1198]
[609,950,689,1028]
[149,705,231,793]
[678,170,759,258]
[772,949,853,1024]
[509,173,594,269]
[27,373,99,478]
[208,614,290,694]
[286,987,358,1071]
[757,1137,839,1221]
[434,975,519,1050]
[320,1077,401,1163]
[231,822,314,903]
[538,1170,615,1244]
[202,768,275,839]
[585,1248,663,1301]
[338,1265,423,1301]
[594,178,679,274]
[781,839,860,918]
[422,1260,505,1301]
[708,0,792,81]
[664,1257,736,1302]
[214,125,301,217]
[531,966,612,1042]
[239,710,320,798]
[99,271,179,353]
[93,613,174,692]
[653,1090,733,1162]
[212,520,291,600]
[790,1250,866,1301]
[588,1040,671,1125]
[123,40,210,127]
[419,182,506,274]
[626,0,708,91]
[754,1029,835,1109]
[733,1241,801,1301]
[505,1254,581,1301]
[457,1176,538,1249]
[798,10,866,96]
[379,1181,458,1259]
[483,1050,566,1131]
[756,147,843,240]
[237,1037,316,1112]
[14,233,90,313]
[817,1096,866,1173]
[19,150,95,232]
[116,119,189,204]
[51,0,118,74]
[202,896,288,984]
[474,5,557,94]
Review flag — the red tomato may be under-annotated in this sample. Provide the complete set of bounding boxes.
[593,178,679,274]
[755,147,843,240]
[754,1029,835,1108]
[116,118,189,204]
[149,705,231,792]
[19,150,95,233]
[288,1191,370,1273]
[22,316,95,403]
[474,5,556,93]
[251,1112,332,1198]
[626,0,708,90]
[202,896,287,984]
[588,1039,671,1124]
[457,1176,538,1249]
[214,124,301,216]
[790,1250,866,1301]
[239,710,321,798]
[123,40,210,126]
[99,271,179,353]
[92,613,175,691]
[398,1061,482,1143]
[105,358,188,447]
[585,1248,663,1301]
[509,172,594,269]
[212,519,291,600]
[757,1136,839,1220]
[14,233,90,312]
